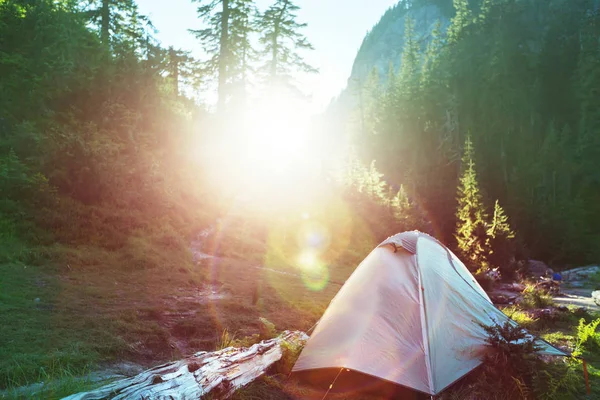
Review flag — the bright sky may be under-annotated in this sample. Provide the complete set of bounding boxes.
[136,0,398,112]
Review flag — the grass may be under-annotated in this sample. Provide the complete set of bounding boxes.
[0,206,372,398]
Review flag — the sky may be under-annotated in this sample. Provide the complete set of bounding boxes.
[136,0,398,112]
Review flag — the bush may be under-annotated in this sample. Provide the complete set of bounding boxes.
[573,318,600,360]
[502,306,537,328]
[519,284,554,309]
[443,321,581,400]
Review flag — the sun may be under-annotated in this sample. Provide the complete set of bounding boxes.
[240,94,312,176]
[192,89,326,212]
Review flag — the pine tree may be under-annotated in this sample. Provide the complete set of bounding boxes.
[190,0,254,110]
[82,0,149,46]
[398,16,420,99]
[228,0,257,105]
[391,185,411,220]
[447,0,472,44]
[486,199,515,272]
[455,135,490,271]
[166,47,202,96]
[255,0,317,92]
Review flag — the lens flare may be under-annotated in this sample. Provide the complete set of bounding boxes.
[298,251,330,292]
[296,221,330,252]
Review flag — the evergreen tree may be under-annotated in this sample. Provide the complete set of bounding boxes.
[190,0,255,110]
[228,0,256,105]
[255,0,317,92]
[455,135,490,270]
[391,185,411,221]
[447,0,472,44]
[486,199,515,272]
[398,16,420,99]
[82,0,149,46]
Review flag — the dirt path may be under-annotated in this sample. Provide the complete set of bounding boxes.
[554,286,600,311]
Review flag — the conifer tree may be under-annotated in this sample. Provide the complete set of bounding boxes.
[447,0,472,44]
[398,16,420,99]
[486,199,515,272]
[455,134,490,270]
[228,0,256,104]
[83,0,149,46]
[255,0,317,92]
[391,185,411,220]
[190,0,255,110]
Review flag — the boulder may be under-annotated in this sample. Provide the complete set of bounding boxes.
[562,265,600,282]
[496,282,526,292]
[526,260,553,278]
[592,290,600,306]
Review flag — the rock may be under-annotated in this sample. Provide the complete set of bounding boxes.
[592,291,600,306]
[526,260,553,278]
[529,308,555,320]
[496,282,526,292]
[562,265,600,282]
[489,293,517,305]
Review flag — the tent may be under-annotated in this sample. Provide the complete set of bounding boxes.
[292,231,566,397]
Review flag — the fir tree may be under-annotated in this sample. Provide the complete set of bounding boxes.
[455,135,490,270]
[486,199,516,272]
[83,0,151,47]
[398,16,420,99]
[255,0,317,92]
[447,0,472,44]
[228,0,257,105]
[190,0,255,110]
[391,185,411,221]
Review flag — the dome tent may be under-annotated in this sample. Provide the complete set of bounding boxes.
[292,231,565,397]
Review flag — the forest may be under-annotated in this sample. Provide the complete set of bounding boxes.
[1,0,600,399]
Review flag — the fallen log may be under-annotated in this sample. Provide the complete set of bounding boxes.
[63,330,308,400]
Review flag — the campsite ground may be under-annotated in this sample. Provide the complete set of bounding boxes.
[0,238,363,399]
[2,233,600,399]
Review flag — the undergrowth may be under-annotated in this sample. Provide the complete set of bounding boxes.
[519,284,554,309]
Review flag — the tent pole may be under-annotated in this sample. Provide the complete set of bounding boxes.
[321,367,344,400]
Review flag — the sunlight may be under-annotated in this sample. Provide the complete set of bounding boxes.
[238,93,313,179]
[198,88,326,212]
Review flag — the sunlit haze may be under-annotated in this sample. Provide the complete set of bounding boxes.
[136,0,399,113]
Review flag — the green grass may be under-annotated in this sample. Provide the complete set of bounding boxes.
[0,212,366,398]
[0,261,97,390]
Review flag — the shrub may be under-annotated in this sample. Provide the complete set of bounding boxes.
[216,328,237,350]
[443,321,581,400]
[519,284,554,309]
[573,318,600,360]
[502,306,536,328]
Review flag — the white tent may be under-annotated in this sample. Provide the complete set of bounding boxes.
[292,231,566,396]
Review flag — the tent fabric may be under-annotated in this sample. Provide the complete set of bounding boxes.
[292,231,566,396]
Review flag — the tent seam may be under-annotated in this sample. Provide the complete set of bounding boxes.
[415,250,435,395]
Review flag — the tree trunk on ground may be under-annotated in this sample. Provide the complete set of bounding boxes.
[62,331,308,400]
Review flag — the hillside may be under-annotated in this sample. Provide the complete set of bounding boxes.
[2,0,600,399]
[337,0,600,266]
